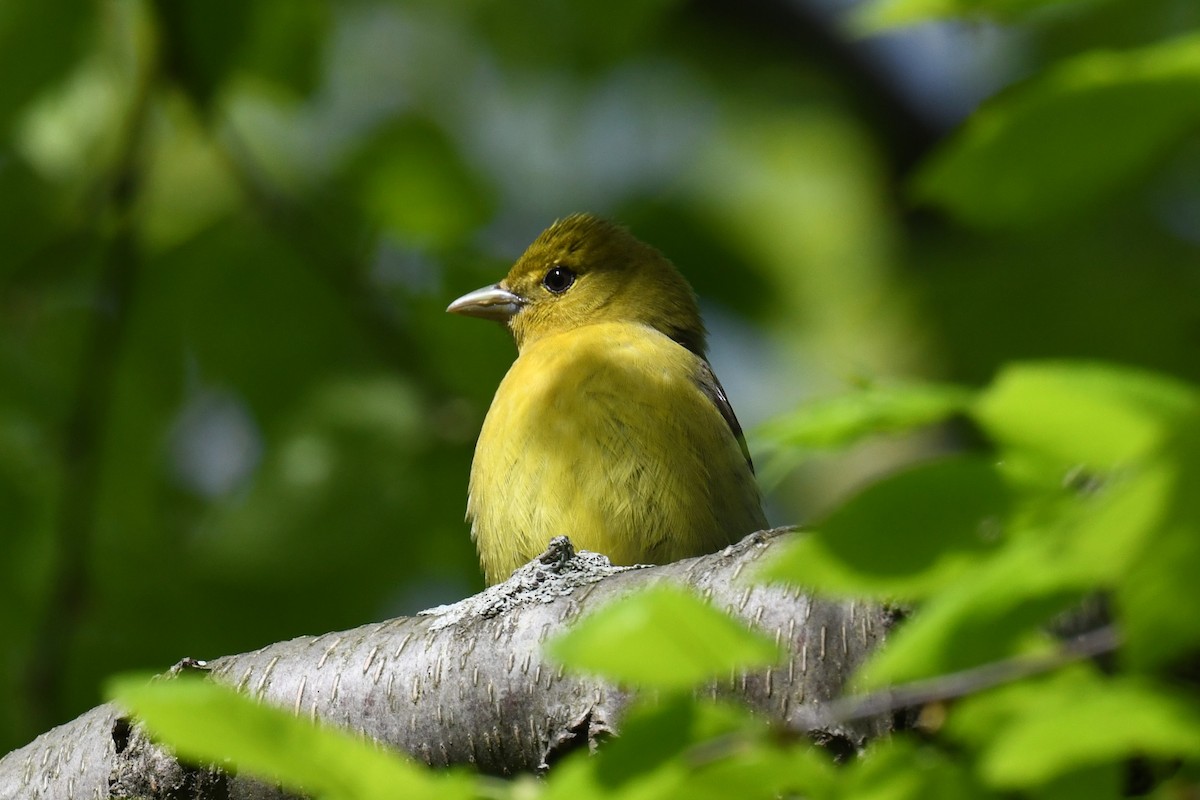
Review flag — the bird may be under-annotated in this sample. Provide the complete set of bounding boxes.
[447,213,767,585]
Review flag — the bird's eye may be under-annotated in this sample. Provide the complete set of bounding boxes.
[542,265,576,294]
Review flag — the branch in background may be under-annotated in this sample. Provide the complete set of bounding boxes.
[19,30,161,735]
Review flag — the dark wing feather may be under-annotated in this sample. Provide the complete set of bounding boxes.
[693,360,755,474]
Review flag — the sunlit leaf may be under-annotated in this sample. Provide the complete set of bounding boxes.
[1118,418,1200,668]
[945,666,1097,747]
[980,677,1200,787]
[475,0,684,70]
[108,674,468,800]
[855,535,1087,688]
[546,585,782,690]
[678,744,837,800]
[346,116,494,250]
[765,457,1010,600]
[973,361,1198,468]
[946,669,1125,798]
[756,382,973,451]
[840,737,983,799]
[155,0,255,107]
[240,0,329,97]
[852,0,1107,33]
[0,0,94,133]
[542,697,835,800]
[913,32,1200,227]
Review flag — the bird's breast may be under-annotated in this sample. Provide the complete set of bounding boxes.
[467,322,765,584]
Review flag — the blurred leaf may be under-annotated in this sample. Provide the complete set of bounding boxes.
[979,677,1200,787]
[694,110,915,381]
[972,361,1198,468]
[474,0,683,71]
[756,383,973,451]
[543,697,835,800]
[945,666,1097,747]
[946,668,1124,798]
[1029,763,1122,800]
[136,95,242,252]
[765,458,1010,600]
[0,0,94,134]
[856,535,1085,688]
[541,698,738,800]
[155,0,254,107]
[914,32,1200,228]
[678,743,837,800]
[1056,461,1172,583]
[839,737,985,800]
[109,674,469,800]
[852,0,1109,33]
[240,0,329,97]
[546,584,782,690]
[0,156,63,270]
[347,116,494,250]
[593,698,754,789]
[1118,416,1200,668]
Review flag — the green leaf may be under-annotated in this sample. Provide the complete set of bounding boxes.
[946,669,1125,799]
[677,744,837,800]
[1118,418,1200,668]
[154,0,255,107]
[973,361,1198,469]
[851,0,1107,33]
[1030,763,1122,800]
[855,535,1086,688]
[1037,462,1172,586]
[945,666,1096,747]
[756,382,974,451]
[0,0,94,133]
[764,457,1011,600]
[840,737,985,800]
[542,697,835,800]
[108,674,468,800]
[474,0,684,71]
[346,116,494,250]
[596,698,762,788]
[979,677,1200,787]
[240,0,329,97]
[546,585,782,690]
[913,32,1200,228]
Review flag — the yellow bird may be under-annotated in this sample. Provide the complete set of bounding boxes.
[448,214,767,585]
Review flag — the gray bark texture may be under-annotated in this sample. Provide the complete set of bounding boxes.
[0,530,895,799]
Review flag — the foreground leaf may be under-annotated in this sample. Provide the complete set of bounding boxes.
[756,383,973,452]
[765,457,1010,600]
[546,584,782,690]
[980,677,1200,787]
[855,535,1086,688]
[972,361,1197,468]
[108,674,466,800]
[913,33,1200,228]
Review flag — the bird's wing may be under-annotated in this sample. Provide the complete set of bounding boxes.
[692,360,755,474]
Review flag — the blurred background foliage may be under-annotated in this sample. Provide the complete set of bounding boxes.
[1,0,1198,754]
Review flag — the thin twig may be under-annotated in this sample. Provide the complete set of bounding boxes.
[683,626,1121,769]
[800,625,1121,730]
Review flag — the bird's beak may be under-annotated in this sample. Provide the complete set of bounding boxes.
[446,284,524,322]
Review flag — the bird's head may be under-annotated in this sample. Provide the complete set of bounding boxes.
[447,214,706,355]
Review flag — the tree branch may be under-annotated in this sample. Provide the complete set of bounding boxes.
[0,530,895,799]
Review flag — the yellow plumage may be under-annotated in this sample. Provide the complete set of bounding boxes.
[448,214,767,585]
